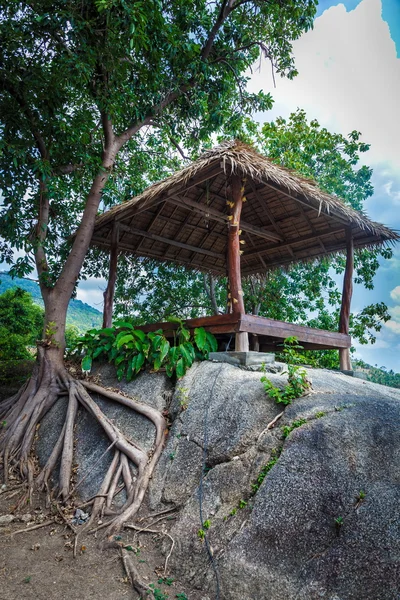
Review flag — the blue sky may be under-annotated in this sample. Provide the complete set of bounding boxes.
[248,0,400,370]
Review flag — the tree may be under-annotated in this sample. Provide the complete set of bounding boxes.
[0,0,317,532]
[0,288,44,360]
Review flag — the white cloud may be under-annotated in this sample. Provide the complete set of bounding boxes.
[384,319,400,334]
[76,277,106,311]
[383,181,400,203]
[390,286,400,303]
[248,0,400,172]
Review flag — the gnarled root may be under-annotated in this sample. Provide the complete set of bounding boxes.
[0,362,167,536]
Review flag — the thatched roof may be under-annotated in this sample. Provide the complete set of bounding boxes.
[90,140,399,275]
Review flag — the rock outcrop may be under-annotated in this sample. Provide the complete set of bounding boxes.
[36,361,400,599]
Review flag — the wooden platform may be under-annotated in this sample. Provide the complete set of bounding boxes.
[136,313,351,351]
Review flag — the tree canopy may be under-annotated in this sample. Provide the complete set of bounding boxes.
[0,0,316,284]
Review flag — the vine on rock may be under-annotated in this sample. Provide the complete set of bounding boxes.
[261,336,311,405]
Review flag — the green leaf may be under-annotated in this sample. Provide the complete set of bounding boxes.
[113,321,134,330]
[179,344,193,367]
[166,315,182,324]
[175,357,185,379]
[92,346,105,359]
[81,355,92,372]
[165,363,174,378]
[115,354,126,366]
[116,334,134,348]
[179,326,190,342]
[206,331,218,353]
[150,334,163,351]
[194,327,206,350]
[135,352,145,372]
[159,338,170,362]
[132,329,146,342]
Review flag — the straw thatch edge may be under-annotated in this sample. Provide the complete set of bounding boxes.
[93,140,399,245]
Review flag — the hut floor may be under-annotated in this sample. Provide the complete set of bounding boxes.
[135,313,351,352]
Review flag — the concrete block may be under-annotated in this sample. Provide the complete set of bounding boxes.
[208,351,275,367]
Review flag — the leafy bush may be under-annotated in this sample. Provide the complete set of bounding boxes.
[0,287,43,360]
[72,316,217,380]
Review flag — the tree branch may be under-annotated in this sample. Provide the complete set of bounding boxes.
[117,0,237,147]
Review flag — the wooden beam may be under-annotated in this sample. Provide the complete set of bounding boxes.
[339,227,354,370]
[167,194,283,241]
[261,178,350,226]
[244,224,345,259]
[118,223,224,259]
[240,314,351,349]
[91,236,226,274]
[102,223,119,328]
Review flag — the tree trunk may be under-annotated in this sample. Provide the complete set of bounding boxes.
[203,273,219,315]
[103,223,120,328]
[227,175,248,352]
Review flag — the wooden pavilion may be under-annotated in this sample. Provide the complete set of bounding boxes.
[89,141,399,371]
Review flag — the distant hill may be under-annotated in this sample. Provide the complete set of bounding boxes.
[353,358,400,389]
[0,272,102,333]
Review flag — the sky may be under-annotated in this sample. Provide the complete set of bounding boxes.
[246,0,400,371]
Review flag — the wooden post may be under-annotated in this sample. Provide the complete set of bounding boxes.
[102,223,119,329]
[338,227,354,371]
[227,175,249,352]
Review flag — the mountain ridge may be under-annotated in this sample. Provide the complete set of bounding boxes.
[0,271,102,332]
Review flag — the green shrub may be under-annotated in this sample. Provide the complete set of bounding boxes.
[0,287,43,360]
[72,316,217,380]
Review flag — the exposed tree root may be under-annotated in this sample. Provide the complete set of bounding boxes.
[0,354,167,538]
[124,523,175,573]
[10,519,56,538]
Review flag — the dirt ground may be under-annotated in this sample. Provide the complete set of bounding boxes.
[0,479,195,600]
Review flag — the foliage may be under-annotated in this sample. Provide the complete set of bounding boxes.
[281,418,307,439]
[353,358,400,389]
[65,325,81,350]
[0,272,102,332]
[0,0,316,282]
[73,318,217,380]
[261,337,310,405]
[149,584,169,600]
[157,578,174,587]
[108,259,227,322]
[0,287,43,360]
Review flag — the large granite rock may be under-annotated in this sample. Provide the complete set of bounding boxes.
[153,363,400,600]
[35,360,400,599]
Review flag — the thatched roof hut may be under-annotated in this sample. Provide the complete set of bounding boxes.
[89,140,399,369]
[91,140,398,276]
